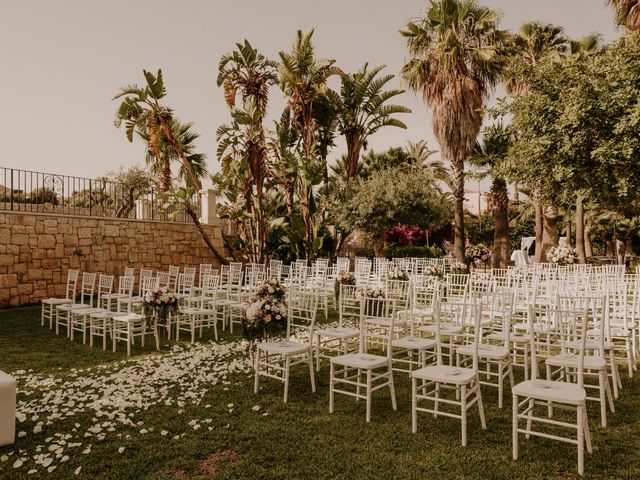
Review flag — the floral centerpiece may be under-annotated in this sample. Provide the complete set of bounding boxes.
[423,264,444,278]
[243,279,288,349]
[547,244,577,266]
[465,244,492,267]
[449,262,470,275]
[255,278,286,301]
[334,271,356,301]
[142,287,179,329]
[387,266,409,281]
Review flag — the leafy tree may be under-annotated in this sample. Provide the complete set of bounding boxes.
[113,69,201,191]
[108,166,153,218]
[332,166,452,256]
[30,187,58,205]
[401,0,507,261]
[216,41,278,262]
[327,63,410,185]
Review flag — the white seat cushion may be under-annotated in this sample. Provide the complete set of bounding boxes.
[257,341,309,356]
[456,344,510,360]
[392,336,436,350]
[316,327,359,339]
[411,365,475,385]
[330,352,388,369]
[418,324,464,335]
[42,298,74,306]
[512,379,586,404]
[545,353,607,370]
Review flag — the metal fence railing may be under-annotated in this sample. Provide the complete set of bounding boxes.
[0,167,199,222]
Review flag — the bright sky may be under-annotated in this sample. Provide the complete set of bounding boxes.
[0,0,621,182]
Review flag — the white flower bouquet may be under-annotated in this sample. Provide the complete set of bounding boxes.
[358,286,387,316]
[449,262,470,275]
[142,287,179,326]
[387,267,409,281]
[465,244,492,267]
[243,297,288,346]
[547,244,577,265]
[255,279,286,301]
[423,264,444,278]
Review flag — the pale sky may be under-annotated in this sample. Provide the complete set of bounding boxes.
[0,1,621,183]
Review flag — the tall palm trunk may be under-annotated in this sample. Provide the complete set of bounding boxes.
[534,193,543,262]
[491,178,510,268]
[513,182,520,205]
[452,159,466,262]
[541,204,559,262]
[575,197,586,263]
[159,158,172,191]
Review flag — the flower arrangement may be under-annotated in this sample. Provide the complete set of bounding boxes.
[358,286,386,299]
[423,264,444,278]
[465,244,492,266]
[142,287,179,326]
[359,286,386,316]
[449,262,470,275]
[243,297,288,346]
[387,266,409,281]
[255,279,286,301]
[334,271,356,301]
[547,244,577,265]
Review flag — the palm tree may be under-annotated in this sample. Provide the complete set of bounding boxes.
[607,0,640,31]
[140,118,208,191]
[470,124,513,268]
[401,0,507,261]
[278,29,340,245]
[329,63,410,185]
[114,69,201,191]
[217,40,278,261]
[405,140,451,185]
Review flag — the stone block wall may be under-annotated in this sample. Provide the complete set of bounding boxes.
[0,211,226,308]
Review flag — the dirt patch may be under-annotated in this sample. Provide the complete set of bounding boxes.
[164,467,188,478]
[198,449,239,477]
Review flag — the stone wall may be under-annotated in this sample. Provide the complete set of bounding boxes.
[0,211,226,308]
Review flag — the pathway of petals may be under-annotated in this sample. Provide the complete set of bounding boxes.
[1,340,255,476]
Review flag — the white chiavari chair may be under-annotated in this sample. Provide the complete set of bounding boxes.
[41,269,79,328]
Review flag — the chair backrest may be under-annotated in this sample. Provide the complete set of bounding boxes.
[527,305,588,384]
[157,272,170,289]
[79,272,97,306]
[434,300,482,368]
[177,272,196,295]
[198,274,220,306]
[359,296,396,356]
[123,267,134,278]
[335,257,350,274]
[287,291,319,344]
[65,269,79,300]
[556,294,607,356]
[477,290,514,346]
[385,278,411,311]
[268,260,283,280]
[97,274,114,304]
[118,275,135,297]
[230,262,243,274]
[183,266,197,278]
[141,275,159,297]
[444,273,470,301]
[339,284,361,326]
[139,269,153,296]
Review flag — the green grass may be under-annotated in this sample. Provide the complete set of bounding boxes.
[0,306,639,479]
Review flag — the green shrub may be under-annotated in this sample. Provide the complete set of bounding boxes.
[385,245,444,258]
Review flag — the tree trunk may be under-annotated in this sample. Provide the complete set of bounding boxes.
[491,178,510,269]
[575,198,586,264]
[452,160,466,262]
[184,202,228,265]
[541,204,559,262]
[534,194,543,262]
[605,238,615,257]
[584,220,593,258]
[513,182,520,205]
[373,233,385,258]
[159,118,202,191]
[159,158,172,191]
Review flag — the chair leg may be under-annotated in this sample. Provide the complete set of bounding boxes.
[476,380,486,430]
[512,393,519,460]
[461,384,467,447]
[283,356,290,403]
[253,349,260,394]
[498,361,504,409]
[329,363,335,414]
[577,405,585,476]
[316,336,321,373]
[411,377,418,433]
[308,351,316,393]
[366,369,372,423]
[388,361,397,411]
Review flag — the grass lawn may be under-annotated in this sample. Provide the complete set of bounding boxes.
[1,305,639,479]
